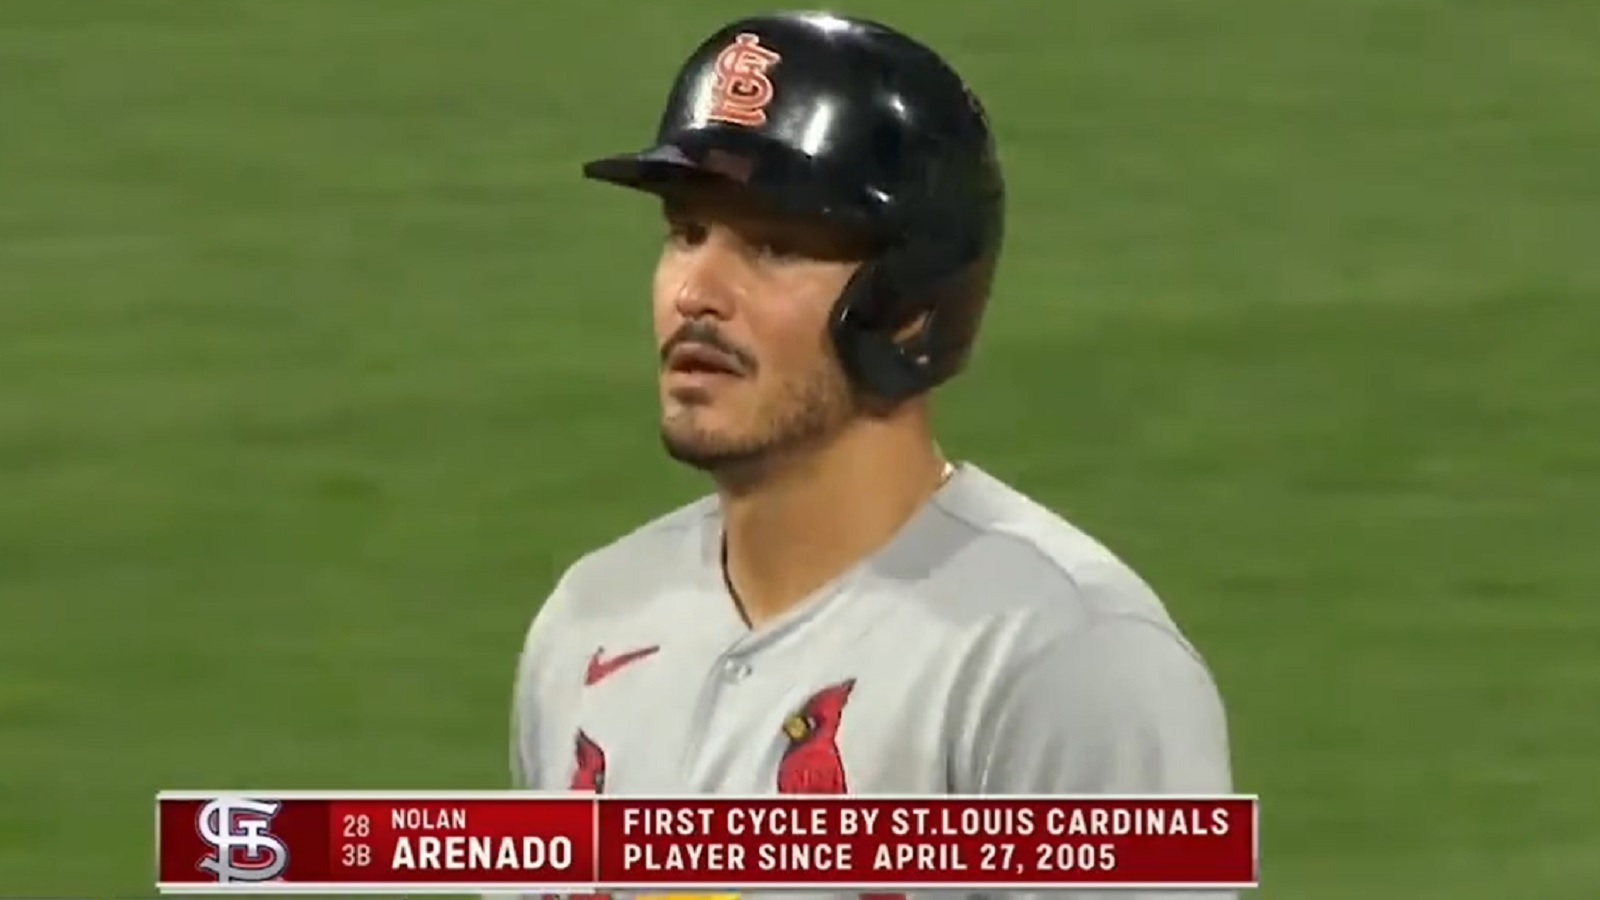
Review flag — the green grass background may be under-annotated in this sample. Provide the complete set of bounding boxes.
[2,0,1597,896]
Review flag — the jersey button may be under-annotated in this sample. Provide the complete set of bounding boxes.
[723,659,753,683]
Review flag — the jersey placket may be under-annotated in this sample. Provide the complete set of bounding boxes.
[676,586,844,793]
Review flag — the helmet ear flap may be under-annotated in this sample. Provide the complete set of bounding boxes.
[830,225,995,404]
[829,257,941,405]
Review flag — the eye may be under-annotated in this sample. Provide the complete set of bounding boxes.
[665,218,708,248]
[752,237,806,262]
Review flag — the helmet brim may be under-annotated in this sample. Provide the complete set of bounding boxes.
[582,142,711,189]
[583,130,889,237]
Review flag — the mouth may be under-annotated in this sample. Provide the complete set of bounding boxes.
[665,344,746,378]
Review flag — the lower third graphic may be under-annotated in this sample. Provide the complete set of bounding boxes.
[195,797,290,883]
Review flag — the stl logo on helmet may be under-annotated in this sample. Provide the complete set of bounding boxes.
[707,33,782,127]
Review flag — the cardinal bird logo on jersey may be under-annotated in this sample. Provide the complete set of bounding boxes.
[776,679,856,794]
[559,731,612,900]
[571,729,607,792]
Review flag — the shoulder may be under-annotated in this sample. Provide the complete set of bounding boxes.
[511,494,718,712]
[517,494,718,659]
[923,468,1231,790]
[915,464,1186,641]
[542,493,718,624]
[968,612,1234,793]
[918,465,1222,722]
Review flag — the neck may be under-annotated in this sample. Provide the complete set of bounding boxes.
[716,417,948,629]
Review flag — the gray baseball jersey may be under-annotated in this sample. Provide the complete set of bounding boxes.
[508,463,1235,899]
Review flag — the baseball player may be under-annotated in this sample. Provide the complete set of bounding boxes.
[508,11,1234,899]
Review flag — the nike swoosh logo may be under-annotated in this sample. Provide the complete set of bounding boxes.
[584,645,660,686]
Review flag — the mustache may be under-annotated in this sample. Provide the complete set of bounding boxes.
[659,321,758,374]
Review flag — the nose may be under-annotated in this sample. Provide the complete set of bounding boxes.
[670,230,742,322]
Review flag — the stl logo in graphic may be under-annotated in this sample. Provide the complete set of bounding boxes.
[196,797,290,883]
[707,33,782,127]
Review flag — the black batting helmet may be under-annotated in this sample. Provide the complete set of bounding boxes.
[583,12,1005,403]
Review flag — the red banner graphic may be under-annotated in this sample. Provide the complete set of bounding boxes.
[156,792,1258,893]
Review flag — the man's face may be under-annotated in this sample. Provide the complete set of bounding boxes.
[652,186,869,475]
